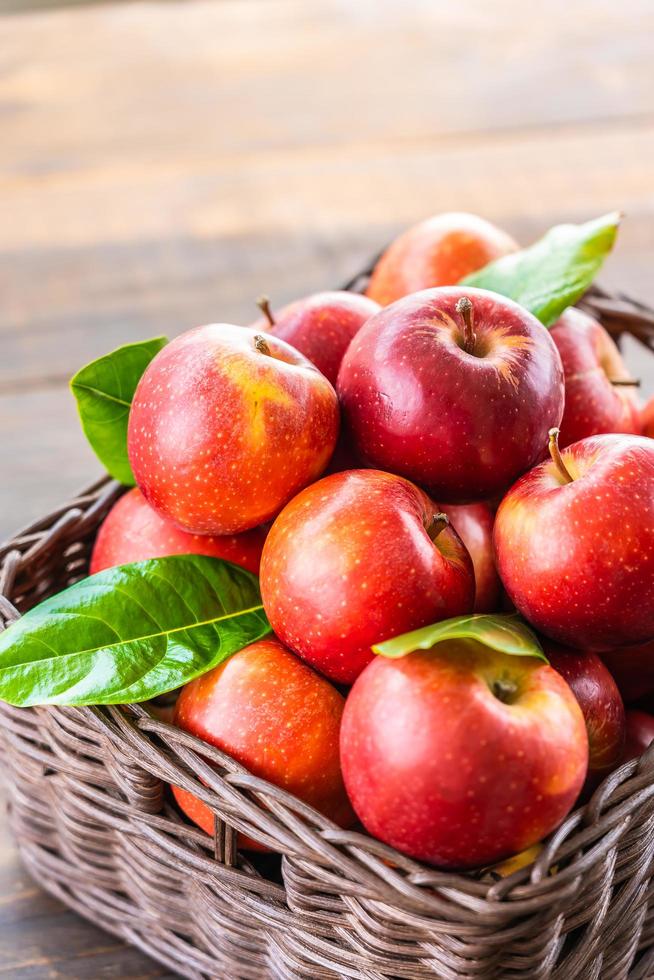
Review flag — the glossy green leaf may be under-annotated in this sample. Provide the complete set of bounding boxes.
[373,614,547,662]
[0,556,271,707]
[462,212,620,327]
[70,336,167,485]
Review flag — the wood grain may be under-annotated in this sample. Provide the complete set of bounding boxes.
[1,0,654,976]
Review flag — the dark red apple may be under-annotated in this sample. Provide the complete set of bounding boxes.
[172,638,355,841]
[643,396,654,438]
[254,291,380,385]
[340,641,588,869]
[90,487,266,575]
[601,640,654,704]
[128,324,339,535]
[494,431,654,650]
[337,287,565,502]
[444,503,500,613]
[366,212,517,306]
[260,469,475,684]
[622,710,654,763]
[544,644,625,786]
[550,308,640,447]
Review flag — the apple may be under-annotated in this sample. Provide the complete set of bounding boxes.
[259,469,475,684]
[254,291,380,385]
[340,641,588,869]
[172,637,355,841]
[550,308,640,448]
[643,396,654,438]
[622,710,654,763]
[128,324,339,535]
[90,487,266,575]
[337,287,565,502]
[494,430,654,649]
[544,644,625,787]
[365,212,517,306]
[601,640,654,704]
[445,503,500,613]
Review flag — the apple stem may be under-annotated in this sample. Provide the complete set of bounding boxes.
[426,512,450,541]
[610,378,641,388]
[253,334,272,356]
[548,427,573,484]
[492,678,518,704]
[455,297,476,354]
[256,295,276,328]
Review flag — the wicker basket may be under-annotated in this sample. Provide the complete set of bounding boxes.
[1,271,654,980]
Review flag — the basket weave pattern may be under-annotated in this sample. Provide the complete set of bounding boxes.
[1,286,654,979]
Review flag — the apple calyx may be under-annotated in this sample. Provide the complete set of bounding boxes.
[256,295,276,328]
[426,512,450,542]
[548,428,574,485]
[253,334,272,356]
[455,296,477,355]
[491,678,519,704]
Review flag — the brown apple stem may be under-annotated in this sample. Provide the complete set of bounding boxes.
[455,296,476,354]
[610,378,641,388]
[256,295,276,327]
[548,427,573,484]
[253,334,272,356]
[426,512,450,541]
[492,678,518,704]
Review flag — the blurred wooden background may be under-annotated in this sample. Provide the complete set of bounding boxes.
[1,0,653,975]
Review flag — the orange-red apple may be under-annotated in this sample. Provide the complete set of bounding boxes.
[643,396,654,438]
[445,503,500,613]
[337,288,565,502]
[260,470,474,684]
[128,324,339,535]
[172,638,355,841]
[494,431,654,649]
[366,212,517,306]
[340,642,588,869]
[90,487,266,575]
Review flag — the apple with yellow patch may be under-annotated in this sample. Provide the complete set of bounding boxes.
[337,287,565,501]
[128,325,339,534]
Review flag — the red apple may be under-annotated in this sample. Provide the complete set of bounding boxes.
[337,287,565,502]
[340,642,588,869]
[366,212,517,306]
[128,324,339,535]
[260,469,474,684]
[494,431,654,649]
[601,640,654,704]
[90,487,266,575]
[622,709,654,763]
[172,638,355,841]
[643,396,654,438]
[444,503,500,613]
[550,308,640,448]
[254,291,380,385]
[544,644,625,786]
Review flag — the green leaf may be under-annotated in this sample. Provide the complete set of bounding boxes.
[462,212,620,327]
[0,556,271,707]
[373,614,547,662]
[70,336,167,485]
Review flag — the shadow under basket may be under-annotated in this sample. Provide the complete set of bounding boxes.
[1,275,654,980]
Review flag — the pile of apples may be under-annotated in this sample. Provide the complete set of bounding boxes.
[91,213,654,871]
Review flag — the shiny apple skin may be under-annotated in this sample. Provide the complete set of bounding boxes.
[260,470,475,684]
[128,324,339,535]
[337,287,565,502]
[544,644,625,783]
[445,503,500,613]
[253,291,380,386]
[366,212,518,306]
[643,396,654,438]
[494,434,654,650]
[550,308,641,448]
[90,487,266,575]
[172,638,355,841]
[340,641,588,869]
[622,709,654,763]
[601,640,654,704]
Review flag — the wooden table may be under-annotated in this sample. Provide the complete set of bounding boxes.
[1,0,653,975]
